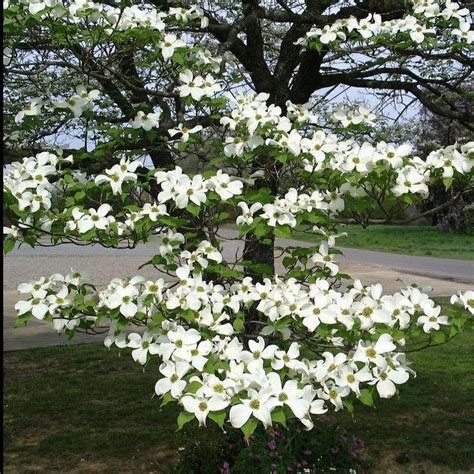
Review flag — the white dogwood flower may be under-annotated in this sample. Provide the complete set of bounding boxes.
[450,290,474,315]
[268,372,310,420]
[353,334,396,366]
[417,305,449,333]
[311,242,339,276]
[181,395,228,426]
[55,86,99,117]
[159,33,186,59]
[95,159,140,195]
[178,70,206,101]
[238,336,278,372]
[131,110,161,131]
[272,342,300,370]
[160,326,201,362]
[229,387,276,428]
[207,171,243,201]
[76,204,113,234]
[14,290,49,319]
[127,332,161,365]
[155,361,191,398]
[370,364,410,398]
[168,123,203,142]
[46,286,70,312]
[15,97,43,123]
[106,284,139,318]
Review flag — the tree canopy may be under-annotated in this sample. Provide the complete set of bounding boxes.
[3,0,474,436]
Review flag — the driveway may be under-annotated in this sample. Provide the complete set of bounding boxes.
[4,234,472,351]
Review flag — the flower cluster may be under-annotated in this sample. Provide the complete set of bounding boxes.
[94,158,141,195]
[130,110,161,131]
[53,85,100,118]
[296,0,472,47]
[65,200,168,236]
[15,266,463,431]
[450,290,474,315]
[159,33,186,60]
[4,152,248,244]
[155,166,243,209]
[10,0,208,32]
[14,270,88,331]
[5,0,474,441]
[4,151,65,213]
[259,188,329,228]
[219,92,472,201]
[168,123,203,143]
[14,97,43,123]
[5,137,472,248]
[332,106,377,128]
[178,70,221,101]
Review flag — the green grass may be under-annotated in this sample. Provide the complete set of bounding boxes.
[4,319,474,472]
[292,224,474,260]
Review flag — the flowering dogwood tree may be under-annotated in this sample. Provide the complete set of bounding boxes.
[3,0,474,437]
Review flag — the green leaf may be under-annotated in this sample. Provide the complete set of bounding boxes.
[186,202,201,216]
[177,411,195,430]
[273,225,292,239]
[359,388,374,407]
[186,381,202,394]
[3,238,15,254]
[74,190,86,201]
[253,219,271,237]
[249,263,273,276]
[138,255,164,270]
[275,317,290,331]
[432,331,446,344]
[15,313,31,327]
[203,360,215,374]
[207,265,241,278]
[217,212,230,222]
[233,314,245,332]
[303,212,328,225]
[180,309,195,323]
[241,417,258,439]
[443,177,454,190]
[343,399,354,413]
[275,153,289,164]
[158,216,188,227]
[80,229,95,241]
[208,410,226,427]
[282,256,296,268]
[245,187,274,204]
[271,408,287,427]
[160,392,175,407]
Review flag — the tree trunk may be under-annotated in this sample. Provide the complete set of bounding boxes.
[242,94,288,280]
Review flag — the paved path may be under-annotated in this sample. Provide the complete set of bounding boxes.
[5,230,474,285]
[337,248,473,283]
[3,234,472,351]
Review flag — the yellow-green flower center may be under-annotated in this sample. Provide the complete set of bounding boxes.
[249,399,260,410]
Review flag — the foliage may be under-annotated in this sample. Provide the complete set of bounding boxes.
[412,89,474,233]
[175,422,362,473]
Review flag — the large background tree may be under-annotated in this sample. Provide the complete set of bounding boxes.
[4,0,474,258]
[413,85,474,233]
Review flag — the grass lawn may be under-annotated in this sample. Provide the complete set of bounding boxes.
[4,334,474,472]
[292,224,474,260]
